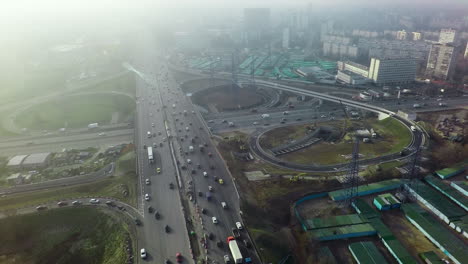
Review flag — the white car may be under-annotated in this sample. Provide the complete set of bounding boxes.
[98,132,106,136]
[140,248,147,259]
[253,122,259,125]
[187,159,192,164]
[89,199,100,204]
[145,179,150,185]
[145,194,150,201]
[212,217,218,224]
[236,221,243,230]
[203,171,208,177]
[221,202,227,209]
[208,186,213,191]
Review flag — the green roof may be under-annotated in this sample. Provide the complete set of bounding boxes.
[382,238,418,264]
[329,179,403,201]
[451,181,468,196]
[352,199,380,219]
[309,223,376,241]
[305,214,367,230]
[368,218,394,240]
[435,166,465,179]
[402,203,468,264]
[424,175,468,211]
[408,181,466,221]
[419,251,444,264]
[349,241,388,264]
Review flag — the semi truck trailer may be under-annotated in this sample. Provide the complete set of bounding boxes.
[227,236,243,263]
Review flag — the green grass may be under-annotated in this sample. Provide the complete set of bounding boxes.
[0,151,137,211]
[78,72,136,97]
[280,118,412,165]
[259,123,315,149]
[250,228,289,263]
[0,207,129,264]
[15,93,135,130]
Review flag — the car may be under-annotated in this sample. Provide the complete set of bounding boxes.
[198,191,203,197]
[218,179,224,184]
[153,143,157,148]
[165,225,171,233]
[197,164,201,169]
[236,221,243,230]
[221,202,227,209]
[36,205,47,211]
[159,142,163,147]
[72,200,81,206]
[165,259,171,264]
[176,253,183,263]
[155,211,160,219]
[169,182,174,189]
[208,186,213,191]
[148,206,154,213]
[296,118,302,121]
[187,159,192,164]
[201,208,207,214]
[89,199,100,204]
[145,178,151,185]
[214,176,218,182]
[210,165,215,170]
[98,132,106,136]
[208,152,212,157]
[203,171,208,177]
[191,169,196,174]
[151,123,155,127]
[212,217,218,224]
[134,218,141,226]
[158,131,162,135]
[253,121,259,125]
[222,119,227,123]
[320,115,326,118]
[217,240,223,248]
[145,194,150,201]
[140,248,147,259]
[208,120,214,123]
[57,201,67,207]
[224,255,231,264]
[156,167,161,174]
[105,201,114,206]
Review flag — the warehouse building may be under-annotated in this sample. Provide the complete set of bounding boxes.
[373,193,401,211]
[424,175,468,212]
[21,152,52,169]
[6,155,28,169]
[348,242,388,264]
[451,181,468,197]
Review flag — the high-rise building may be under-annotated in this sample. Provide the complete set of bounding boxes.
[368,58,417,84]
[439,28,457,44]
[464,42,468,59]
[282,28,290,49]
[243,8,271,46]
[412,32,422,41]
[396,30,407,40]
[426,43,459,80]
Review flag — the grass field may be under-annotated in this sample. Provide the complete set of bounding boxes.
[14,93,135,130]
[259,123,315,149]
[0,207,129,264]
[192,85,263,111]
[280,118,411,165]
[78,72,136,96]
[0,151,137,211]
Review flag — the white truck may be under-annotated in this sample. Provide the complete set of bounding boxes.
[227,236,243,263]
[147,147,154,163]
[261,114,270,119]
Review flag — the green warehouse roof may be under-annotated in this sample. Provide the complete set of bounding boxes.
[348,241,388,264]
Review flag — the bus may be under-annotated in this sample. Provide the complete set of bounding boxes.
[147,147,154,163]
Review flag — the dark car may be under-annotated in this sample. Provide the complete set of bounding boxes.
[169,182,174,189]
[198,191,203,197]
[176,253,183,263]
[148,206,154,213]
[134,218,141,226]
[155,211,160,220]
[165,225,170,233]
[216,240,223,248]
[201,208,207,214]
[243,239,252,248]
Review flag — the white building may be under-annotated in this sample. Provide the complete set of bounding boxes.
[368,57,416,85]
[412,32,422,41]
[439,28,457,44]
[282,28,290,49]
[336,70,370,85]
[396,30,407,40]
[22,152,52,169]
[7,155,28,169]
[426,43,459,80]
[337,61,369,78]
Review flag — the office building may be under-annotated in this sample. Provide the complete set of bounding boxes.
[439,28,457,44]
[368,58,416,85]
[282,28,290,49]
[464,42,468,59]
[243,8,270,45]
[396,30,407,40]
[412,32,422,41]
[426,43,458,80]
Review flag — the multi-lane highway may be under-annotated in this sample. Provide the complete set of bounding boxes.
[129,37,259,263]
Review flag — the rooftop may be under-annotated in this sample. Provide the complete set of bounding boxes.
[7,155,28,166]
[22,152,52,165]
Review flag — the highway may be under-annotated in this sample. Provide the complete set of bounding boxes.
[131,43,191,264]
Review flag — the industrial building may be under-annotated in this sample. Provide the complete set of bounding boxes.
[337,61,369,77]
[368,57,417,85]
[336,70,370,85]
[21,152,52,169]
[6,155,28,169]
[348,242,388,264]
[425,43,459,81]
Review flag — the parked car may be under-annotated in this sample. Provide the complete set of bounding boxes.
[145,194,150,201]
[72,201,81,206]
[36,205,47,211]
[212,217,218,224]
[57,201,67,207]
[89,199,100,204]
[236,221,243,230]
[140,248,147,259]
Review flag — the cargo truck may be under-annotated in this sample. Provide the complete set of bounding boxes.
[147,147,154,163]
[227,236,243,263]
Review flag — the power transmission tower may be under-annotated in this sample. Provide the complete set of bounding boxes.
[342,137,360,206]
[401,145,422,202]
[231,50,239,92]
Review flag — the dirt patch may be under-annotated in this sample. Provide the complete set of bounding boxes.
[192,85,264,111]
